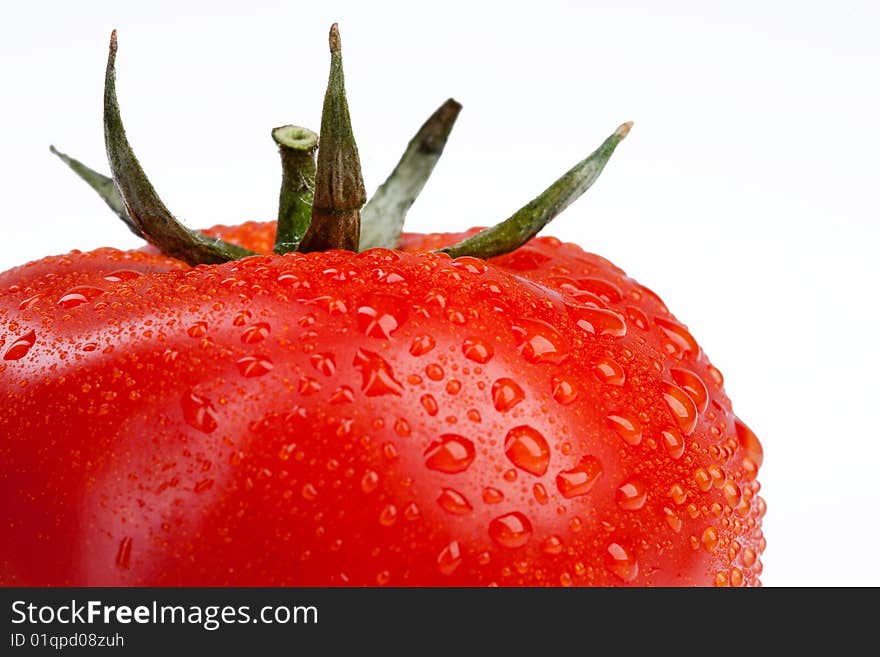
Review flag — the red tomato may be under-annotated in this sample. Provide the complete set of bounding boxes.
[0,222,765,586]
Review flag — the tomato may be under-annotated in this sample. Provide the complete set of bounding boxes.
[0,222,765,586]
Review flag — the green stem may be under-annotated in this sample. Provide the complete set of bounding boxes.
[298,23,366,253]
[103,30,256,265]
[49,145,140,237]
[272,125,318,254]
[439,122,632,260]
[359,99,462,251]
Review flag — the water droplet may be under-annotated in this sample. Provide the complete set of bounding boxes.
[624,306,649,330]
[452,255,488,274]
[57,285,105,309]
[361,470,379,494]
[420,394,439,416]
[605,542,638,582]
[576,277,623,303]
[298,377,321,395]
[18,294,43,310]
[353,348,404,396]
[655,316,700,359]
[714,571,729,587]
[482,487,504,504]
[670,368,709,413]
[194,478,214,493]
[550,375,578,405]
[572,307,627,338]
[404,502,421,520]
[723,481,742,508]
[410,334,436,356]
[376,570,391,586]
[301,483,318,500]
[556,456,603,498]
[660,427,685,459]
[541,535,564,555]
[115,536,133,569]
[462,337,493,363]
[379,504,398,526]
[236,355,274,378]
[187,321,208,338]
[533,483,549,504]
[504,425,550,475]
[181,390,218,433]
[394,418,411,437]
[445,379,462,395]
[735,417,764,468]
[742,546,757,567]
[382,442,399,461]
[606,414,642,446]
[662,381,698,435]
[425,363,445,381]
[329,385,354,404]
[670,483,687,505]
[232,310,252,326]
[437,540,463,575]
[241,322,271,344]
[593,358,626,386]
[663,507,682,533]
[616,480,647,510]
[492,378,525,412]
[730,567,744,587]
[3,330,36,361]
[488,512,533,548]
[437,488,473,515]
[424,434,475,473]
[511,319,568,364]
[357,296,406,339]
[694,468,712,492]
[104,268,142,283]
[702,526,719,552]
[503,468,518,482]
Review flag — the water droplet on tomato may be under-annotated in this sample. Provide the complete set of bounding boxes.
[670,483,687,505]
[187,321,208,338]
[353,348,404,396]
[379,504,398,526]
[194,478,214,493]
[551,375,578,405]
[424,434,475,473]
[329,385,354,404]
[115,536,133,569]
[702,526,719,552]
[104,269,142,283]
[605,542,638,582]
[512,319,567,364]
[181,390,218,433]
[504,425,550,476]
[3,330,36,361]
[572,307,627,338]
[241,322,271,344]
[358,469,379,494]
[663,507,682,533]
[57,286,105,309]
[309,352,336,376]
[451,256,488,274]
[670,368,709,413]
[533,483,549,504]
[437,540,463,575]
[302,483,318,500]
[694,468,712,492]
[606,414,642,446]
[357,295,406,338]
[236,355,274,378]
[425,363,444,381]
[742,546,757,567]
[18,294,43,310]
[616,480,647,510]
[421,394,439,416]
[403,502,421,520]
[488,512,533,548]
[462,337,493,363]
[594,358,625,386]
[409,334,436,356]
[662,381,699,435]
[556,456,603,498]
[576,277,623,303]
[660,427,685,459]
[437,488,473,515]
[541,535,564,555]
[734,417,764,468]
[492,378,525,413]
[482,487,504,504]
[655,316,700,359]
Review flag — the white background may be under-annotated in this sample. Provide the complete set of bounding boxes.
[2,1,878,586]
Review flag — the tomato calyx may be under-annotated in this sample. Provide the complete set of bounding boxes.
[51,24,631,265]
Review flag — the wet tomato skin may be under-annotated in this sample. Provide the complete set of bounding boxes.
[0,223,765,586]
